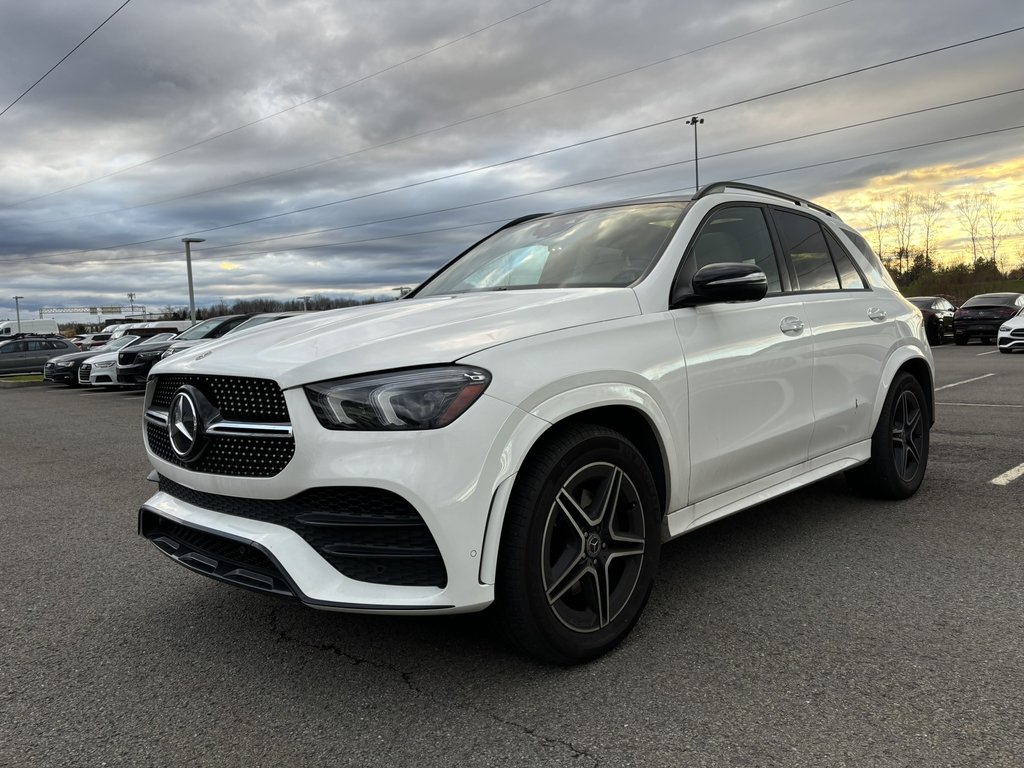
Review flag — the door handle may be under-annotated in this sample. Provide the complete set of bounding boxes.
[868,307,887,322]
[780,316,805,334]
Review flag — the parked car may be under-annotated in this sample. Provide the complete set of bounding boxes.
[907,296,956,345]
[138,182,934,664]
[71,333,114,350]
[0,336,78,373]
[44,335,144,385]
[115,314,255,386]
[953,293,1024,345]
[997,307,1024,353]
[81,334,175,387]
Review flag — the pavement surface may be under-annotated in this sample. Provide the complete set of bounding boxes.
[1,343,1022,767]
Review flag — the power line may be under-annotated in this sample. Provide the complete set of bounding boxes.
[13,119,1023,270]
[20,26,1023,259]
[6,0,556,207]
[0,0,133,119]
[21,0,858,223]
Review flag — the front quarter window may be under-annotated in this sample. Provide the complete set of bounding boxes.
[415,203,685,297]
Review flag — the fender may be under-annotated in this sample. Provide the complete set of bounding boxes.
[869,343,933,430]
[478,381,682,584]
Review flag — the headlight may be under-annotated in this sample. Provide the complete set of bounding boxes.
[95,360,114,368]
[161,347,181,359]
[305,366,491,430]
[999,325,1010,332]
[56,361,75,368]
[137,350,163,361]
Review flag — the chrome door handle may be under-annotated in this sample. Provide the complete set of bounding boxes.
[868,307,887,322]
[780,316,805,334]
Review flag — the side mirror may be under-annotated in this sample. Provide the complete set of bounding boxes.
[671,262,769,308]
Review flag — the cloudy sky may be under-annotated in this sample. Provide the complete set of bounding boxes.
[1,0,1022,322]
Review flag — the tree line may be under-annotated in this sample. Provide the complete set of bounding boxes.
[858,187,1024,300]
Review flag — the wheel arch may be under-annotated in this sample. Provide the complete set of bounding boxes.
[872,350,935,430]
[479,392,677,586]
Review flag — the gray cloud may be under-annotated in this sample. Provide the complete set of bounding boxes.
[1,0,1022,321]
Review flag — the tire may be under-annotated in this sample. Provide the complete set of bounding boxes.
[846,372,929,499]
[982,337,993,345]
[497,424,661,665]
[954,334,968,346]
[926,321,940,346]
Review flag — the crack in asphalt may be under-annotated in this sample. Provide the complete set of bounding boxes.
[266,608,600,766]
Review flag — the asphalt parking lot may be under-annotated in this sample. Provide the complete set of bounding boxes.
[2,344,1022,768]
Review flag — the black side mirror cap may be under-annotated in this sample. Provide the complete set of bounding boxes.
[671,262,769,308]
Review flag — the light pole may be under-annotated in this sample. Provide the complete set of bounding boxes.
[127,292,136,317]
[181,238,205,326]
[298,295,311,311]
[12,296,24,334]
[686,116,704,190]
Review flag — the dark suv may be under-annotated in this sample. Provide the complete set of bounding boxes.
[116,315,253,386]
[953,293,1024,345]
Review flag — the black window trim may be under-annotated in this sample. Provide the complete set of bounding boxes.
[766,206,872,295]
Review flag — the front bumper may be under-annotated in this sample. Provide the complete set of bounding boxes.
[142,389,545,613]
[998,329,1024,351]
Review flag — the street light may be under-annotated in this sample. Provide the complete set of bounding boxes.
[686,116,704,190]
[181,238,205,326]
[12,295,24,334]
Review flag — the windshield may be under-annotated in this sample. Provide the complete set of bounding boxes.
[416,203,685,297]
[97,335,139,352]
[175,317,230,340]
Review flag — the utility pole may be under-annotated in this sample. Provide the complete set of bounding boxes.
[12,296,24,333]
[686,116,704,190]
[298,295,311,311]
[181,238,205,326]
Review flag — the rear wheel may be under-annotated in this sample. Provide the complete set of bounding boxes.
[497,424,661,665]
[846,371,929,499]
[954,333,968,346]
[926,320,941,346]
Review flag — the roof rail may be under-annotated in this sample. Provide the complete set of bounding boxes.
[693,181,840,220]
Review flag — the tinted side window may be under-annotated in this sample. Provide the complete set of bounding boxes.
[773,210,839,291]
[826,232,866,290]
[687,206,781,292]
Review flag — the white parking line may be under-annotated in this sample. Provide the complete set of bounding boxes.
[991,463,1024,486]
[976,350,997,356]
[936,402,1024,409]
[934,373,995,391]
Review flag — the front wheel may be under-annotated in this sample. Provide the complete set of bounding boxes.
[497,424,661,665]
[846,372,929,499]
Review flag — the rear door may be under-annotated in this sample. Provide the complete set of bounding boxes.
[768,208,898,458]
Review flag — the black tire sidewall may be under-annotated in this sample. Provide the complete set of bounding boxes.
[872,372,929,498]
[498,426,661,664]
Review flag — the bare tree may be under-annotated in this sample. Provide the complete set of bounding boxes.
[979,192,1005,269]
[916,190,944,269]
[867,201,890,270]
[954,192,985,265]
[887,188,916,273]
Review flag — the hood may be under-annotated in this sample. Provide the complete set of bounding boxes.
[153,289,640,388]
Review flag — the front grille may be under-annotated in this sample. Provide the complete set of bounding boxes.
[147,374,294,477]
[158,475,447,588]
[78,363,91,383]
[147,422,295,477]
[152,374,287,421]
[1011,329,1024,338]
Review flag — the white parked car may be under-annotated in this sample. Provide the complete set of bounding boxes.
[80,333,175,386]
[997,307,1024,353]
[138,182,934,663]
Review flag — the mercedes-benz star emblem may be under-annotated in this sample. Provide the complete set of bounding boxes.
[168,389,202,460]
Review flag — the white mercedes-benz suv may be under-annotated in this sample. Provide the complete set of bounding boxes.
[139,182,934,664]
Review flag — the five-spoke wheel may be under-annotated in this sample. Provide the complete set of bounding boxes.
[497,425,661,664]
